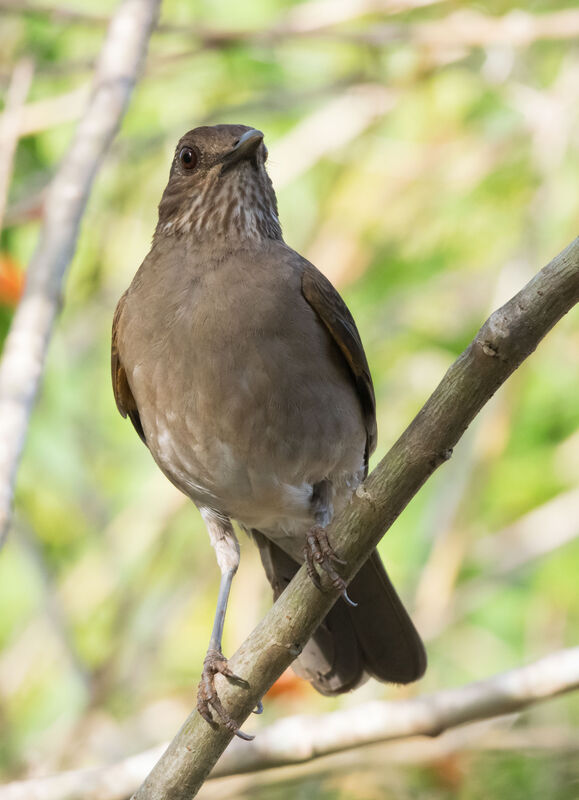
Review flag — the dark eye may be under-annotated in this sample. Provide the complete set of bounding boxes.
[179,147,198,170]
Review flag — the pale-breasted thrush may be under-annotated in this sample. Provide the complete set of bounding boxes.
[112,124,426,738]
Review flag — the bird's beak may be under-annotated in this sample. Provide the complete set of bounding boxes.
[221,129,264,173]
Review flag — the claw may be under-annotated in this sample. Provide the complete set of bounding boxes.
[234,728,255,741]
[304,542,323,589]
[304,525,355,603]
[196,648,253,740]
[253,699,264,715]
[341,588,358,608]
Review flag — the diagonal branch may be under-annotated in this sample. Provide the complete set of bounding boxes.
[0,0,161,546]
[132,238,579,799]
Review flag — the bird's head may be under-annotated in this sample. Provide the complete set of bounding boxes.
[155,124,282,243]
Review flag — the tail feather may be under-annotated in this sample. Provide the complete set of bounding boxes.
[252,531,426,695]
[349,549,426,685]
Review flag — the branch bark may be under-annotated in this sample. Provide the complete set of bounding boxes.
[1,647,578,800]
[130,238,579,799]
[0,0,161,546]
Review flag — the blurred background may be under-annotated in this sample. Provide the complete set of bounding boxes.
[0,0,578,797]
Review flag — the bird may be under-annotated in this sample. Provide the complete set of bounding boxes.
[111,124,426,739]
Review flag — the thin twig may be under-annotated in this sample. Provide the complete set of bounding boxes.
[3,6,579,97]
[210,647,579,777]
[199,722,579,799]
[0,85,90,139]
[3,8,579,142]
[0,58,34,236]
[0,0,161,547]
[1,647,577,800]
[0,0,443,33]
[0,0,111,25]
[152,7,579,55]
[129,238,579,799]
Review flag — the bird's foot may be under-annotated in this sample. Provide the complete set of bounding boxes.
[304,525,356,606]
[197,648,254,741]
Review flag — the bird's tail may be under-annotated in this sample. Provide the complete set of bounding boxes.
[252,531,426,695]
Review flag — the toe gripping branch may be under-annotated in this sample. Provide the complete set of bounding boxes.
[197,648,259,741]
[304,525,357,607]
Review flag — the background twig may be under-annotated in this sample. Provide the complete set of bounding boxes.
[0,0,161,546]
[0,59,34,236]
[1,647,577,800]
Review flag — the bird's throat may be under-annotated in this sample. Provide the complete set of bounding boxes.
[157,167,282,243]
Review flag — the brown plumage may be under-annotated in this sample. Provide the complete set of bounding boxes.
[112,124,426,737]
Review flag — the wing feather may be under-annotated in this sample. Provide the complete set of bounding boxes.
[302,264,377,470]
[111,291,146,445]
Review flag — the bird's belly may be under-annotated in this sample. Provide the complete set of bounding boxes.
[143,392,362,563]
[126,289,366,555]
[150,424,359,565]
[146,404,342,519]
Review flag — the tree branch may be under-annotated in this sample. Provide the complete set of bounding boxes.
[0,0,161,546]
[1,647,578,800]
[211,647,579,777]
[130,238,579,799]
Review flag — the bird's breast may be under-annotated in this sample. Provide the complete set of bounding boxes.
[120,249,366,532]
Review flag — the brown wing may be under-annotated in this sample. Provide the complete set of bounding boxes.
[302,263,377,472]
[111,291,146,445]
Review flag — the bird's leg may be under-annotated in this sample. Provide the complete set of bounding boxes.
[304,480,356,607]
[196,509,254,741]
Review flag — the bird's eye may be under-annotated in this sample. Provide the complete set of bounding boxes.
[179,147,198,170]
